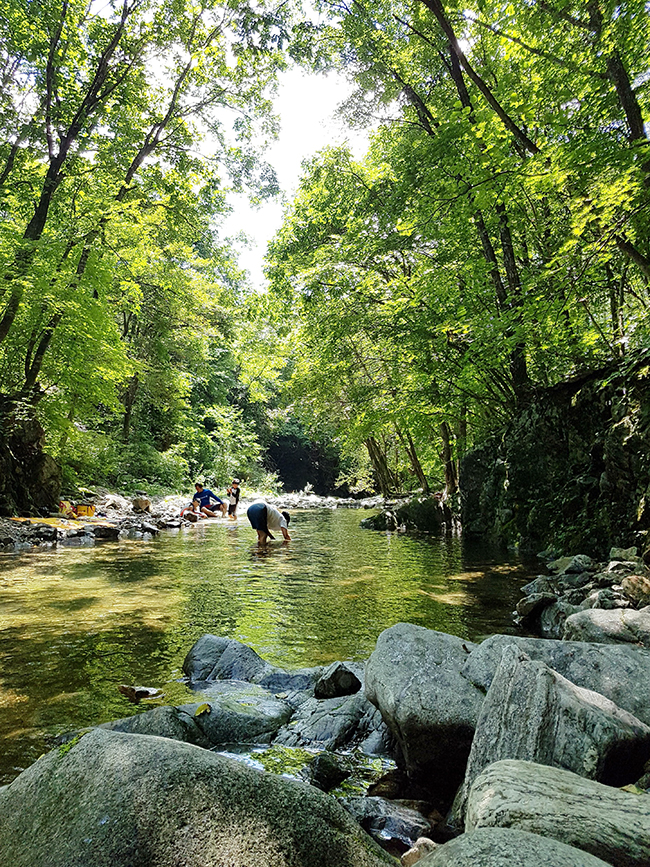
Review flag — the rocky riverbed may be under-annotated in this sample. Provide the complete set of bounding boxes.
[2,543,650,866]
[0,490,385,552]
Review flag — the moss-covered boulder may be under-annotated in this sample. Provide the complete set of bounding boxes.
[0,728,396,867]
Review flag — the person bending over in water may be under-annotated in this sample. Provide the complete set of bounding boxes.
[246,500,291,545]
[193,482,226,517]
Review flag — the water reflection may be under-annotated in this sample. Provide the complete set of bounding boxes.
[0,509,533,783]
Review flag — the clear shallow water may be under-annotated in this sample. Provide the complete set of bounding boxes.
[0,508,533,783]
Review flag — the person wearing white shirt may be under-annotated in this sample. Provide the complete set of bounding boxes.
[246,500,291,544]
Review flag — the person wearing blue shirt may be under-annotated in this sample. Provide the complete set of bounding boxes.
[193,482,226,517]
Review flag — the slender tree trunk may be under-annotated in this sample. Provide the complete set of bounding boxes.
[121,374,139,443]
[439,421,458,495]
[607,263,626,356]
[395,424,430,493]
[365,436,398,496]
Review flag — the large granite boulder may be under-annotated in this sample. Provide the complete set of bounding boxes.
[418,827,612,867]
[0,728,396,867]
[365,624,483,803]
[462,634,650,725]
[563,606,650,646]
[466,759,650,867]
[453,645,650,822]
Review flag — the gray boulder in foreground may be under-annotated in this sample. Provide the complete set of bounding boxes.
[462,633,650,725]
[466,759,650,867]
[0,728,395,867]
[563,606,650,647]
[418,827,612,867]
[453,645,650,822]
[365,624,482,801]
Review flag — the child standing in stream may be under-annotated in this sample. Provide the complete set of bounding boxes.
[227,479,241,519]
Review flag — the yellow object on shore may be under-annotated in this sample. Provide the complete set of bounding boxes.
[10,516,116,529]
[75,503,95,517]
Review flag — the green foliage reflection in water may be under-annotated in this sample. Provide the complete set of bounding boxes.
[0,510,530,784]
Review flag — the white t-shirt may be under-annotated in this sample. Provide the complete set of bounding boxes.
[265,503,288,532]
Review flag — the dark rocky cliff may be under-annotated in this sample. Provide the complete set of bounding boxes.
[460,351,650,560]
[0,399,61,516]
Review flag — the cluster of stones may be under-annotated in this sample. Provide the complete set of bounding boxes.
[0,515,159,551]
[516,546,650,645]
[3,616,650,864]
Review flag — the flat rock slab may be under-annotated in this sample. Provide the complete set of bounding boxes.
[466,759,650,867]
[0,728,396,867]
[454,645,650,822]
[99,705,208,746]
[419,827,612,867]
[180,692,292,746]
[101,683,294,749]
[365,624,483,801]
[462,634,650,725]
[563,606,650,646]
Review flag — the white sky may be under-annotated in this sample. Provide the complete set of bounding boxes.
[222,66,369,290]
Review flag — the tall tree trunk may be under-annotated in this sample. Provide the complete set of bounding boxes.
[365,436,398,496]
[439,421,458,496]
[607,263,626,357]
[395,424,430,493]
[122,374,139,443]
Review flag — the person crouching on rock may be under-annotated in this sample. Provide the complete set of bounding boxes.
[193,482,226,517]
[180,499,204,522]
[246,501,291,545]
